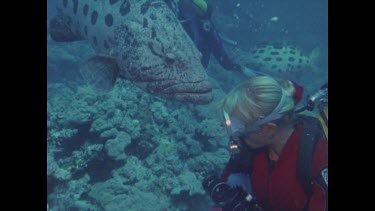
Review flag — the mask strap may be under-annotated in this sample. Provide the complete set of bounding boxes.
[253,88,288,127]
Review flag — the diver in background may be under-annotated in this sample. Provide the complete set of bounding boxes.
[165,0,256,77]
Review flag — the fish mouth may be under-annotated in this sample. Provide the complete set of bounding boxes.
[149,80,213,104]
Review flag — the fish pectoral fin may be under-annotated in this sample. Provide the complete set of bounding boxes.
[79,55,120,92]
[49,15,84,42]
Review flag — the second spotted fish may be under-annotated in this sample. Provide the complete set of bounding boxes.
[243,43,321,78]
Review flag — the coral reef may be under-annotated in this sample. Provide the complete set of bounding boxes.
[47,66,229,210]
[104,131,131,161]
[171,171,205,196]
[48,174,98,210]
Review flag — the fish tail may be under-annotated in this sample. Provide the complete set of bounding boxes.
[309,46,321,68]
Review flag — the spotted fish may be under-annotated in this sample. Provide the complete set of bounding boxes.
[244,42,320,78]
[49,0,213,104]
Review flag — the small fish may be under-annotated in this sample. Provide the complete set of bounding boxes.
[49,0,213,104]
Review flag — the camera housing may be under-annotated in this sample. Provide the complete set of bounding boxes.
[202,175,256,211]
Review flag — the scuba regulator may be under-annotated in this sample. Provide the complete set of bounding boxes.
[223,110,246,157]
[201,112,261,211]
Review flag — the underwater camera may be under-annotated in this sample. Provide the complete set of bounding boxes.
[202,175,264,211]
[306,83,328,111]
[295,83,328,114]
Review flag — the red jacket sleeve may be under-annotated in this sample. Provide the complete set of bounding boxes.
[308,138,328,211]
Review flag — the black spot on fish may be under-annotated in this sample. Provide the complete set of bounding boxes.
[63,0,68,8]
[83,5,89,16]
[109,0,119,5]
[93,36,98,46]
[271,65,277,69]
[72,0,78,14]
[120,1,131,16]
[254,55,259,59]
[103,40,109,49]
[150,13,157,20]
[91,11,98,25]
[141,1,151,15]
[287,64,292,67]
[105,14,114,27]
[278,69,283,73]
[143,18,148,28]
[263,57,272,61]
[84,25,88,36]
[270,51,279,55]
[276,57,282,61]
[299,59,302,63]
[151,27,157,39]
[259,49,265,54]
[288,57,295,62]
[290,50,295,54]
[251,50,257,54]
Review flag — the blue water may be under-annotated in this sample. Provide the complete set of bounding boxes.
[47,0,327,210]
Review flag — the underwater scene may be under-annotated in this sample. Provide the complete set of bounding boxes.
[47,0,328,210]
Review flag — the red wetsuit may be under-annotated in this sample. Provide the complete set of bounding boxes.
[252,123,327,211]
[220,81,328,211]
[221,124,328,211]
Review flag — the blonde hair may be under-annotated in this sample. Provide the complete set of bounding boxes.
[219,76,296,128]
